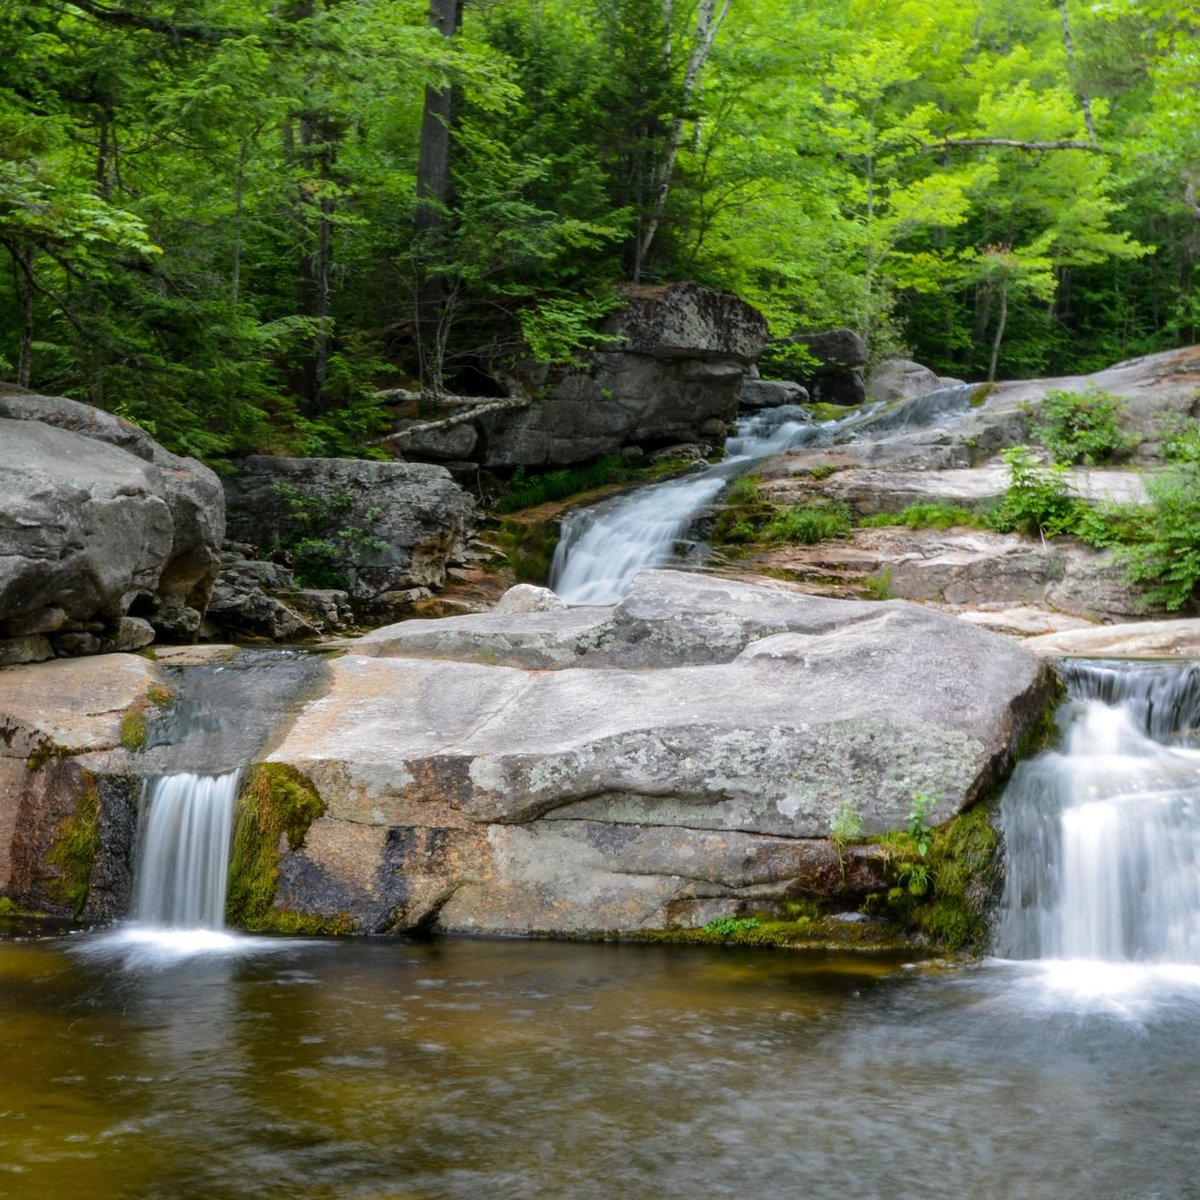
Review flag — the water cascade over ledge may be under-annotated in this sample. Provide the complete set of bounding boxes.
[133,771,240,929]
[996,660,1200,965]
[550,385,975,604]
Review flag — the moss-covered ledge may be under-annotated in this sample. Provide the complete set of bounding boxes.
[225,763,353,935]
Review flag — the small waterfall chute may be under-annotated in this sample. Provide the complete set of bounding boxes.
[132,771,240,931]
[997,661,1200,968]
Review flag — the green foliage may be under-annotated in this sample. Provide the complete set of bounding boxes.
[907,793,936,858]
[226,763,328,931]
[860,503,977,530]
[267,483,388,590]
[1119,462,1200,611]
[494,517,562,585]
[1160,412,1200,464]
[762,502,852,545]
[47,781,100,916]
[987,445,1087,538]
[702,916,762,938]
[494,454,632,513]
[830,800,864,882]
[1029,387,1134,465]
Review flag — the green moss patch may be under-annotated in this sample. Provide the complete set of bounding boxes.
[47,779,101,916]
[26,739,71,772]
[869,802,1003,952]
[225,763,343,933]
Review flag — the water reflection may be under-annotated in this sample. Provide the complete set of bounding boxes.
[2,936,1199,1198]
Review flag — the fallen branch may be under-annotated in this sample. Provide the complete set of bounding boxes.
[373,393,533,446]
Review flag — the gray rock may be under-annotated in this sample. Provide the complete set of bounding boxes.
[0,635,53,666]
[0,391,224,649]
[223,456,478,620]
[476,284,768,467]
[740,379,809,409]
[868,358,965,403]
[493,584,569,614]
[776,328,870,407]
[206,566,320,641]
[264,570,1052,934]
[0,393,224,643]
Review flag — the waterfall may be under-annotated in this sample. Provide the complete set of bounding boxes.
[133,771,240,930]
[550,405,823,604]
[549,383,978,605]
[997,661,1200,964]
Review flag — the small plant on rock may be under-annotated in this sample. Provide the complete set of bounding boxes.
[1030,387,1134,465]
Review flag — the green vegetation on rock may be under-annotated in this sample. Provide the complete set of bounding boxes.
[225,763,347,934]
[860,502,978,531]
[47,779,101,916]
[1029,387,1135,466]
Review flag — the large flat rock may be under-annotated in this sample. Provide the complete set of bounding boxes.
[266,571,1053,934]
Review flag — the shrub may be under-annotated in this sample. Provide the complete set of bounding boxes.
[986,446,1086,538]
[1119,462,1200,611]
[1030,387,1134,465]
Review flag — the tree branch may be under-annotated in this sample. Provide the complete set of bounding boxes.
[372,393,532,447]
[60,0,239,43]
[922,137,1107,154]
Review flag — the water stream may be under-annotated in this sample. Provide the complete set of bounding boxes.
[997,660,1200,971]
[550,385,975,603]
[132,771,240,930]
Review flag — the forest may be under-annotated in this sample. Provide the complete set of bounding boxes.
[1,0,1197,466]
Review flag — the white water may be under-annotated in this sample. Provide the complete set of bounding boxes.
[998,662,1200,966]
[550,384,978,604]
[132,771,240,930]
[550,405,822,604]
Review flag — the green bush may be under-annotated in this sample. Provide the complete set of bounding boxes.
[494,454,632,513]
[1030,387,1134,465]
[1119,462,1200,611]
[987,446,1087,538]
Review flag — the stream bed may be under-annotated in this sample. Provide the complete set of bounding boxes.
[2,933,1199,1199]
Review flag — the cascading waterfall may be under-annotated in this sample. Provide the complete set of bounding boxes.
[549,405,824,604]
[133,771,240,930]
[997,661,1200,964]
[549,384,977,604]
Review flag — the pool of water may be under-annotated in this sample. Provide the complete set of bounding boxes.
[2,931,1199,1199]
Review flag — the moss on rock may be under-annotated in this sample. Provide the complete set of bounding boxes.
[225,763,339,932]
[46,777,101,916]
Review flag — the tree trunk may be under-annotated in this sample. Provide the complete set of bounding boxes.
[632,0,731,282]
[414,0,464,391]
[415,0,463,236]
[988,280,1009,383]
[1058,0,1098,144]
[12,243,34,387]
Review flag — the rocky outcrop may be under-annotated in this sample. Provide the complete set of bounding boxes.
[267,571,1051,934]
[868,358,965,403]
[403,284,769,469]
[777,328,869,407]
[0,389,224,662]
[0,571,1053,935]
[222,456,478,622]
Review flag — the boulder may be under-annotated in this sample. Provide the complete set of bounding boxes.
[0,390,224,658]
[739,379,810,410]
[222,457,478,621]
[778,328,869,407]
[263,570,1052,934]
[868,358,965,403]
[475,283,768,467]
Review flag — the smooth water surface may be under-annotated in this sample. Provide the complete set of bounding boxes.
[2,934,1199,1199]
